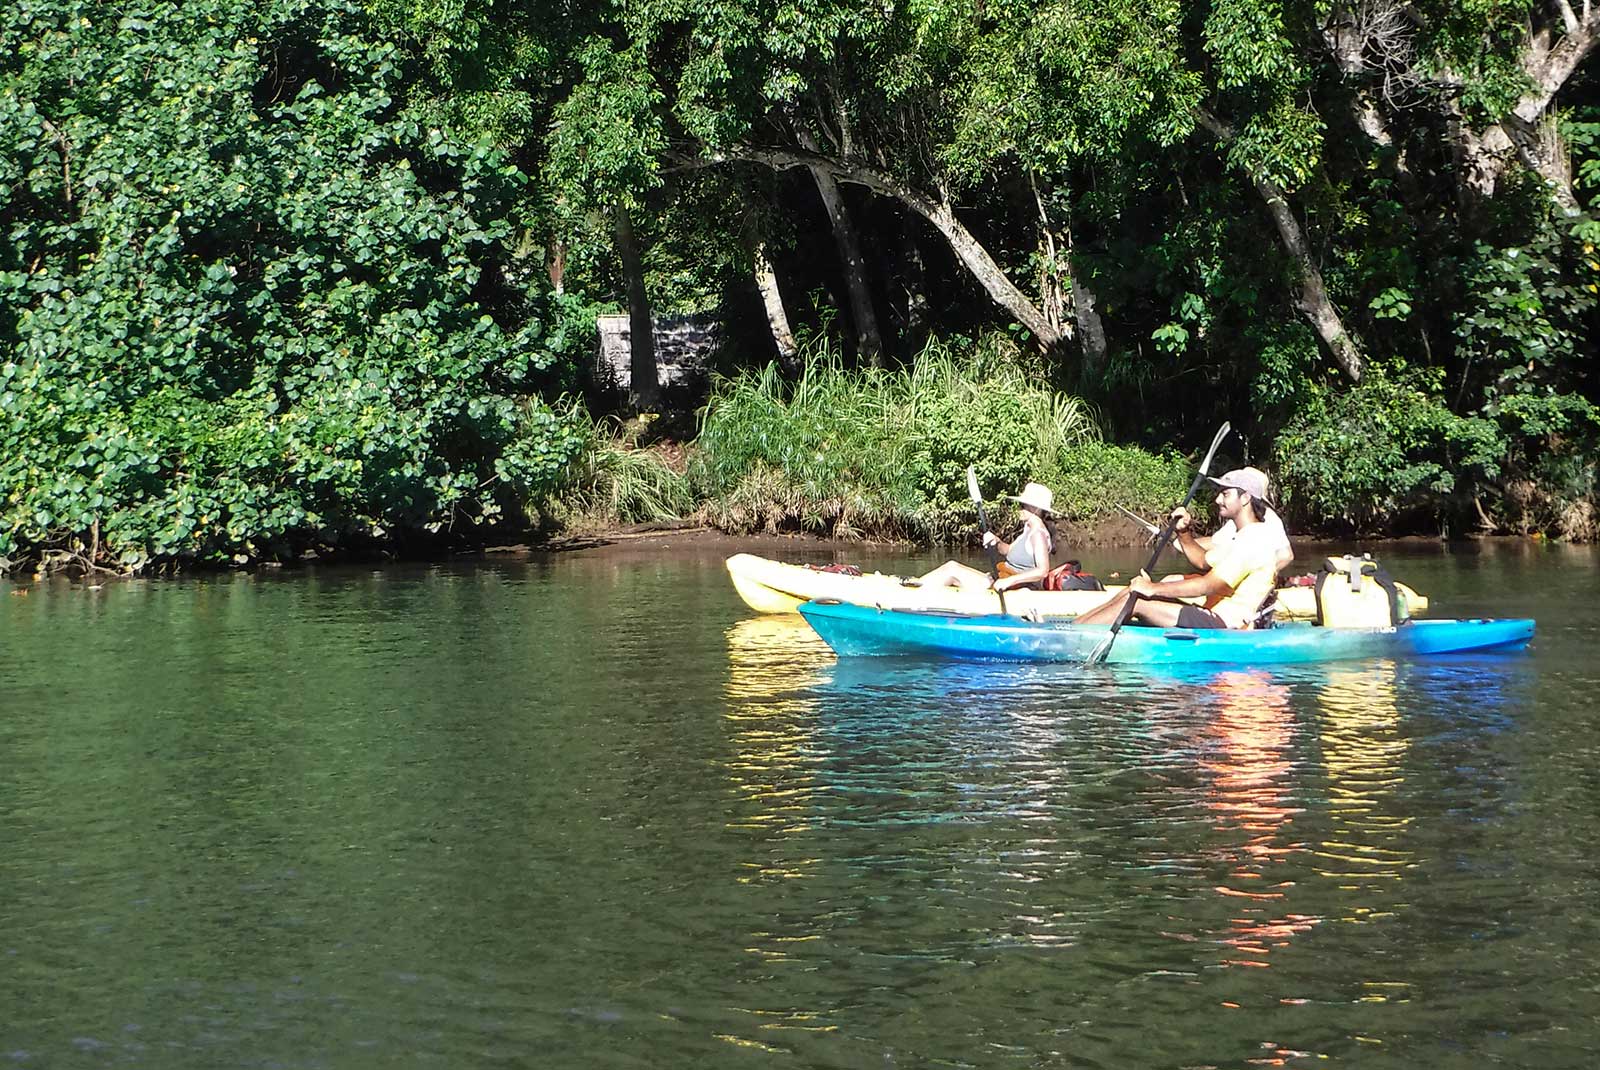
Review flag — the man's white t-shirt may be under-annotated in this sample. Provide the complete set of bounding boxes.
[1206,507,1290,568]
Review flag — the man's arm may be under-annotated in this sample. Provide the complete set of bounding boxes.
[1169,507,1213,571]
[1131,568,1232,602]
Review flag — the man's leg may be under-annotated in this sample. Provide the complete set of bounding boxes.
[1073,589,1133,625]
[1077,592,1196,628]
[1126,599,1189,628]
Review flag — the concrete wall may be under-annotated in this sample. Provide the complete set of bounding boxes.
[596,313,720,391]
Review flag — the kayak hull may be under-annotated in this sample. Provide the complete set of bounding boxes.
[796,600,1534,665]
[726,552,1115,617]
[727,553,1427,621]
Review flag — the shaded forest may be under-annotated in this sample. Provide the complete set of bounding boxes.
[4,0,1599,572]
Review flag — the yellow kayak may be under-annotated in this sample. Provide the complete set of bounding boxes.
[725,553,1428,621]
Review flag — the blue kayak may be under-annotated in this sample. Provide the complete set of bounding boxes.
[796,600,1535,665]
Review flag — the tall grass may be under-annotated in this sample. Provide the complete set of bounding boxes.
[543,412,692,528]
[903,336,1099,461]
[693,335,1107,538]
[693,343,925,536]
[523,334,1192,543]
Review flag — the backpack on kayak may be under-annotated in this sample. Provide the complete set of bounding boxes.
[1044,560,1105,592]
[1313,554,1409,627]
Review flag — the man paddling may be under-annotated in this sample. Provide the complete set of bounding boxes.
[1074,467,1281,630]
[1171,493,1294,576]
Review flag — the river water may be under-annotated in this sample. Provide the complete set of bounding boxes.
[2,540,1597,1068]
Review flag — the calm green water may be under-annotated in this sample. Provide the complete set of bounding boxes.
[2,541,1598,1069]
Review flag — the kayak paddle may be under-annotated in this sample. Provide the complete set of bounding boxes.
[1113,503,1161,539]
[966,465,1008,615]
[1083,421,1232,667]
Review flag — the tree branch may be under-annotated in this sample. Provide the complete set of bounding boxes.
[1195,110,1364,381]
[1514,7,1600,122]
[675,144,1066,350]
[38,116,72,205]
[1554,0,1580,35]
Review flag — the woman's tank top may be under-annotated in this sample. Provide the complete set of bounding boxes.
[1004,523,1051,571]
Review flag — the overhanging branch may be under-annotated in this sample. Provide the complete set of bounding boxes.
[673,144,1067,350]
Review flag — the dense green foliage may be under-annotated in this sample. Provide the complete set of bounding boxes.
[1275,365,1506,531]
[1,0,587,569]
[6,0,1600,573]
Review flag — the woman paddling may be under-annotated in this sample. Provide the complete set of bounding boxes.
[918,482,1056,593]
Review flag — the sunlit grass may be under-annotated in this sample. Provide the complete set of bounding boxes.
[693,335,1109,538]
[548,415,692,527]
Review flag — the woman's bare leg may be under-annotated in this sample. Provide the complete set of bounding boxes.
[913,561,994,591]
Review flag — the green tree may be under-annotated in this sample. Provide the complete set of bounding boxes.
[0,0,584,569]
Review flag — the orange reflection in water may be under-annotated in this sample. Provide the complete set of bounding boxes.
[1200,670,1321,968]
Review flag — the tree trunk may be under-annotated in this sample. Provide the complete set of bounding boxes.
[1443,8,1600,212]
[1198,109,1364,382]
[751,239,799,370]
[546,236,566,293]
[1452,110,1583,215]
[1031,176,1106,376]
[613,204,659,409]
[1507,113,1582,215]
[1259,185,1365,381]
[1034,224,1068,336]
[683,146,1069,355]
[897,210,932,354]
[795,128,884,366]
[1322,6,1394,138]
[1066,253,1108,380]
[1452,111,1519,215]
[921,197,1068,352]
[1319,4,1419,189]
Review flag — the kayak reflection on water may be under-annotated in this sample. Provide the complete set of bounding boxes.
[1195,669,1321,971]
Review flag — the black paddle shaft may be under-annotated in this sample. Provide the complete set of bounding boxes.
[974,499,1004,578]
[1139,475,1208,577]
[967,466,1008,615]
[1086,423,1231,665]
[1137,421,1232,580]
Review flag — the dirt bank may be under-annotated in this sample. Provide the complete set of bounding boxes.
[504,519,1558,563]
[507,514,1204,561]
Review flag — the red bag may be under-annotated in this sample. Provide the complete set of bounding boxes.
[1043,560,1104,592]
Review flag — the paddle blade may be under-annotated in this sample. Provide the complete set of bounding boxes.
[1113,504,1160,537]
[967,464,995,539]
[1198,421,1232,478]
[1083,630,1116,667]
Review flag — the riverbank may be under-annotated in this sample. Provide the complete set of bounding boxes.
[517,510,1178,559]
[2,513,1571,584]
[510,519,1560,563]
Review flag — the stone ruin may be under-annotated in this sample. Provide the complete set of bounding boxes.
[595,313,720,395]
